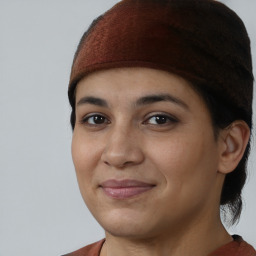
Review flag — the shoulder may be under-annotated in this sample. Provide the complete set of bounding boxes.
[209,235,256,256]
[63,239,105,256]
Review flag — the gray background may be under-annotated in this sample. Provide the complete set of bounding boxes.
[0,0,255,255]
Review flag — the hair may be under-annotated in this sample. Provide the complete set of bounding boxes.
[68,8,252,226]
[193,85,251,225]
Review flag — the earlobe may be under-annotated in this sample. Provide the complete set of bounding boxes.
[218,121,250,174]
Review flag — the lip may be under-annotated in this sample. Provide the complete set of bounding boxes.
[100,179,155,199]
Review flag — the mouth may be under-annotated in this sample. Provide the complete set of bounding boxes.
[99,179,155,199]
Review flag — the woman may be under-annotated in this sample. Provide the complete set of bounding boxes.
[64,0,255,255]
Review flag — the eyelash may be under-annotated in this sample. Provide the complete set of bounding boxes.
[79,112,178,128]
[80,113,110,126]
[143,113,178,126]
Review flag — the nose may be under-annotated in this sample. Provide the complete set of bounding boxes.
[101,125,144,169]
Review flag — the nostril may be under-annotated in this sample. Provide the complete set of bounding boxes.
[122,161,134,167]
[103,161,111,166]
[103,159,134,169]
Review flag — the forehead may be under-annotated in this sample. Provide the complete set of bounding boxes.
[75,67,202,104]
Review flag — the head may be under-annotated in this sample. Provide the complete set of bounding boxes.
[68,0,253,226]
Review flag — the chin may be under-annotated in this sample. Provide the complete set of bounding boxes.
[104,224,156,240]
[96,209,174,241]
[95,209,157,239]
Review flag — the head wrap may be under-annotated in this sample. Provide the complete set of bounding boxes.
[68,0,253,126]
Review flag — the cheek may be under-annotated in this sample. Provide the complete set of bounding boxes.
[154,138,219,222]
[71,132,106,215]
[148,131,219,196]
[71,132,101,191]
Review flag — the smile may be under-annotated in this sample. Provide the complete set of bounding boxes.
[100,179,155,199]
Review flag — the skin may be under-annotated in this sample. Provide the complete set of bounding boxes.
[72,67,249,256]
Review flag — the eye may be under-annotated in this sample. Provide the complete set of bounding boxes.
[81,114,109,126]
[145,114,178,125]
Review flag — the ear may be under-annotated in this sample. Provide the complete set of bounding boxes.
[217,121,250,174]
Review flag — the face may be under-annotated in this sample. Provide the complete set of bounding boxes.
[72,67,224,239]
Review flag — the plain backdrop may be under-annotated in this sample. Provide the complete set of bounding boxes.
[0,0,255,255]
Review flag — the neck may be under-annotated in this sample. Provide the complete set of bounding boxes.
[101,216,232,256]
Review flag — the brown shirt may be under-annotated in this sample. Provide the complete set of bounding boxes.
[63,236,256,256]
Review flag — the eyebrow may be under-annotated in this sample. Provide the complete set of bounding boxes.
[135,94,189,110]
[76,93,189,110]
[76,96,108,107]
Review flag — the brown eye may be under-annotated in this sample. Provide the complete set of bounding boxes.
[83,114,109,125]
[146,114,178,125]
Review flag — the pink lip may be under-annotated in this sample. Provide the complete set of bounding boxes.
[100,179,155,199]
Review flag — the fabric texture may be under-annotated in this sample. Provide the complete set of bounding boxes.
[68,0,253,128]
[63,239,105,256]
[208,235,256,256]
[63,236,256,256]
